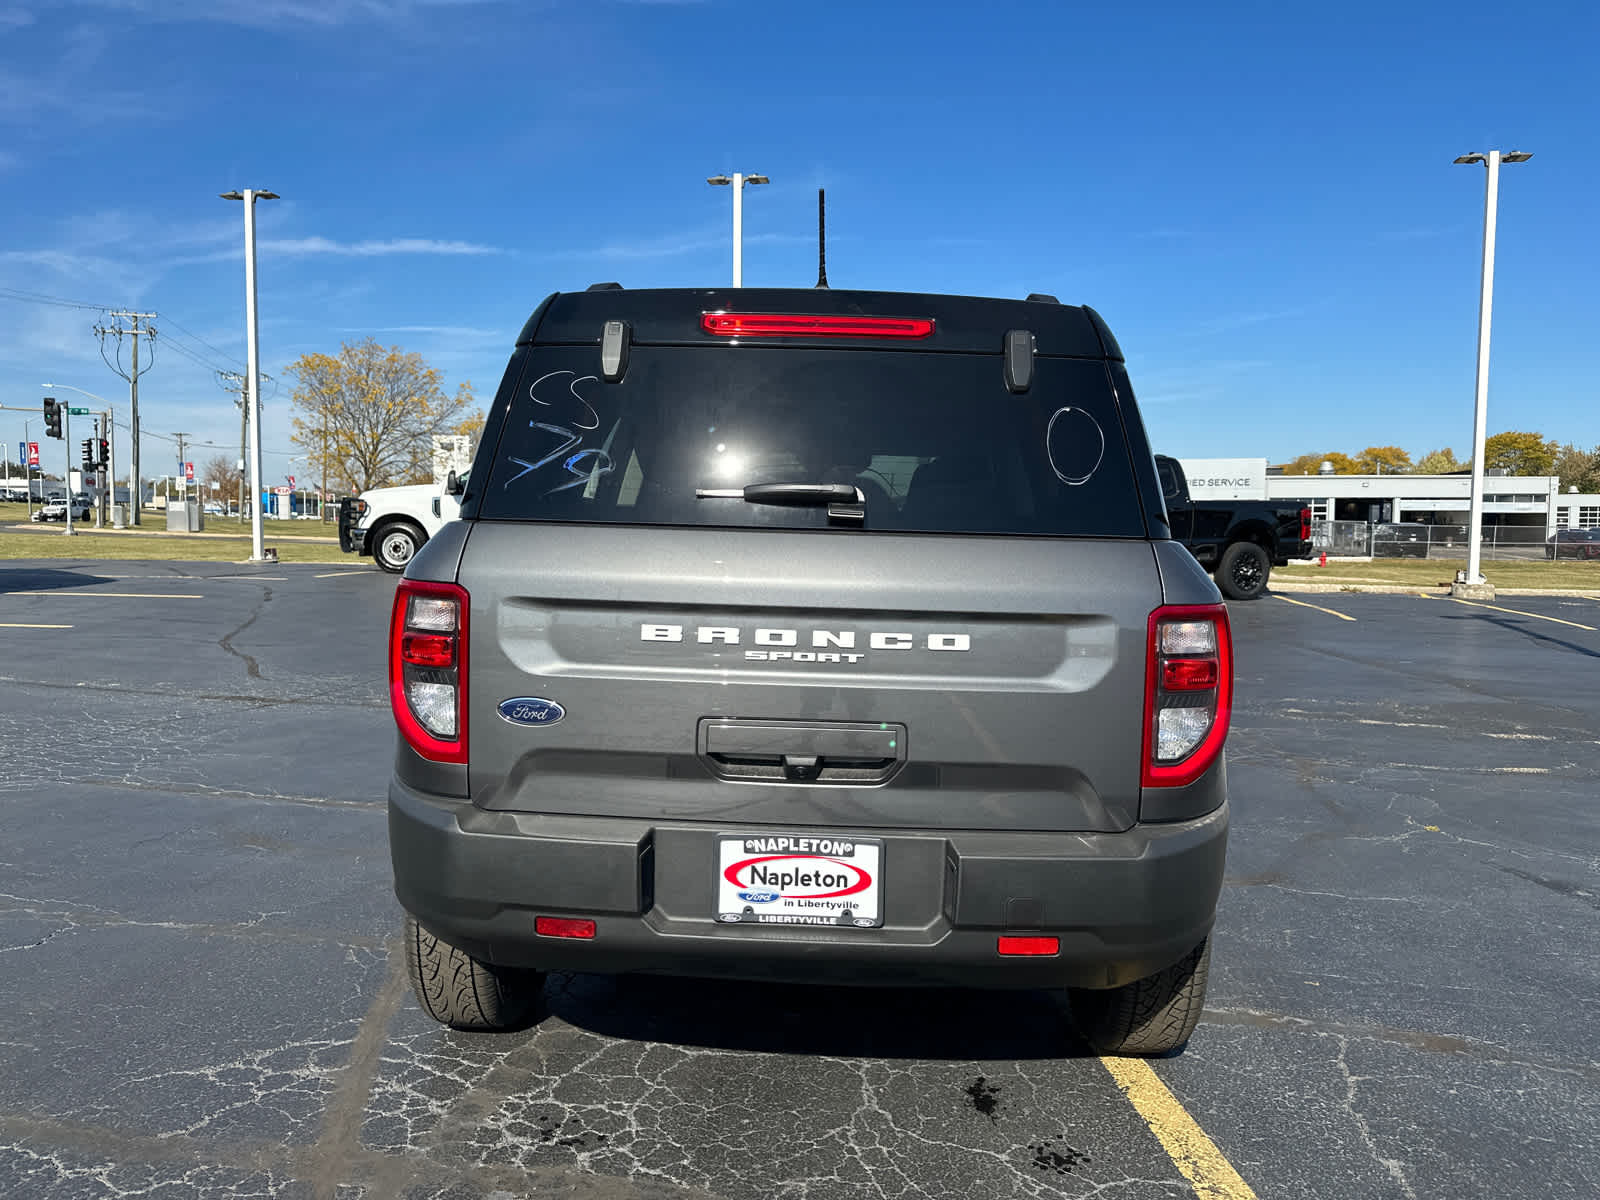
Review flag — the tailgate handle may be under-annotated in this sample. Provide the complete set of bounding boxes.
[698,719,906,785]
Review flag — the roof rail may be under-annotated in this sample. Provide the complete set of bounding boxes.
[586,282,623,292]
[1025,293,1060,304]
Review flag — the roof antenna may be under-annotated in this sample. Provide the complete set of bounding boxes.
[815,188,829,289]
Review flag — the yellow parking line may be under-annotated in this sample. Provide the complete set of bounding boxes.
[1101,1056,1258,1199]
[1,591,204,600]
[1274,594,1355,621]
[1448,598,1597,632]
[0,622,73,628]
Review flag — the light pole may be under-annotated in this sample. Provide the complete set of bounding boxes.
[1452,150,1532,591]
[46,383,115,528]
[706,172,769,287]
[221,187,279,562]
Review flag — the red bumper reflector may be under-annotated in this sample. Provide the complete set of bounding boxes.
[1161,657,1219,691]
[997,935,1059,957]
[701,312,935,339]
[535,917,596,940]
[400,633,455,668]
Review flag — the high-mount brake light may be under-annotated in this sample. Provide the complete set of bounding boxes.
[700,313,935,339]
[389,580,469,764]
[1142,604,1232,788]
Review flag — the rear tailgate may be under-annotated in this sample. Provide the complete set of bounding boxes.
[463,523,1160,833]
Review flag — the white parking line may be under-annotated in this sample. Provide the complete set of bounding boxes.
[1448,598,1598,632]
[314,570,375,578]
[1,590,204,600]
[0,622,73,628]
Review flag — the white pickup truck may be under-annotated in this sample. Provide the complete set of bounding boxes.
[337,471,466,573]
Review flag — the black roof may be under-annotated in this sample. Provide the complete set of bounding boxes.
[519,287,1121,359]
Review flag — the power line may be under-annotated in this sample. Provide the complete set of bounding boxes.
[0,286,114,311]
[160,314,246,371]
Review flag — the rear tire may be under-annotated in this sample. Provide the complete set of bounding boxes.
[373,522,424,573]
[1216,542,1270,600]
[403,912,545,1031]
[1068,938,1210,1056]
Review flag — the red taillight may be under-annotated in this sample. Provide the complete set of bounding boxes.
[401,633,455,668]
[536,917,596,940]
[389,580,468,765]
[701,312,935,339]
[1161,658,1218,692]
[1142,604,1232,788]
[1300,507,1312,544]
[997,936,1059,956]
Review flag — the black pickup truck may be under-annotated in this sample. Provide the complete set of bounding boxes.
[1155,455,1312,600]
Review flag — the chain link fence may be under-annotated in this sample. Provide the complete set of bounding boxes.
[1310,520,1597,562]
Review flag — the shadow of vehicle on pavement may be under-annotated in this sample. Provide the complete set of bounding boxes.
[0,566,117,592]
[541,970,1098,1061]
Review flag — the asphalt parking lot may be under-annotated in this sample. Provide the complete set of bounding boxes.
[1,560,1597,1199]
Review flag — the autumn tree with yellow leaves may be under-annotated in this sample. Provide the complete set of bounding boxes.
[287,339,480,494]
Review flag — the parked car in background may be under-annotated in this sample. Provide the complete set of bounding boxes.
[204,501,227,516]
[1547,528,1600,560]
[31,495,92,522]
[1371,522,1432,558]
[1154,455,1312,599]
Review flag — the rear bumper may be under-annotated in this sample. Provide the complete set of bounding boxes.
[389,781,1228,991]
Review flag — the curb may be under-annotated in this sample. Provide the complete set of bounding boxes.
[1270,581,1600,598]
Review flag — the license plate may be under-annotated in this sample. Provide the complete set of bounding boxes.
[716,834,883,928]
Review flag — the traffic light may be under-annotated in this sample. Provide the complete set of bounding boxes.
[43,397,62,439]
[99,439,109,467]
[81,439,95,469]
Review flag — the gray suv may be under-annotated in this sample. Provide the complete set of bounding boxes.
[388,287,1232,1055]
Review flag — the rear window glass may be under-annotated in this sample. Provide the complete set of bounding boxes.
[477,346,1146,537]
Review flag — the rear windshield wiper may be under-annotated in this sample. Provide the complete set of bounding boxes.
[696,483,863,507]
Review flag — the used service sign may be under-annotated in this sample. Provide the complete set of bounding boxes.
[717,835,883,928]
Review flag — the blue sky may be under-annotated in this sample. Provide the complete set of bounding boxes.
[1,0,1595,487]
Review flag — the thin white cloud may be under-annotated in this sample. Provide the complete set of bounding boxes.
[540,230,807,262]
[263,236,501,258]
[60,0,507,30]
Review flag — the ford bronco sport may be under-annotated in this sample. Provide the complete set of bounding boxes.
[388,287,1232,1055]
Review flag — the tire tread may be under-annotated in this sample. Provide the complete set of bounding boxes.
[1068,938,1210,1056]
[403,913,542,1031]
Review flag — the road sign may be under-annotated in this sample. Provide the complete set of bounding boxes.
[287,474,296,488]
[27,442,39,468]
[68,407,89,416]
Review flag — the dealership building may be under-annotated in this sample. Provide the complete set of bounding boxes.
[1177,458,1600,532]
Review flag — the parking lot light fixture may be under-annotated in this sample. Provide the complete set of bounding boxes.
[222,188,279,562]
[707,171,769,287]
[1453,149,1531,592]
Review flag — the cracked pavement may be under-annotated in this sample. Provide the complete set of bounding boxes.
[1,562,1597,1197]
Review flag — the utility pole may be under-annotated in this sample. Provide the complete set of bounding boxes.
[96,311,157,526]
[174,433,189,503]
[217,370,269,524]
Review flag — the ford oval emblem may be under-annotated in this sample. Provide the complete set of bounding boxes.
[497,697,565,727]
